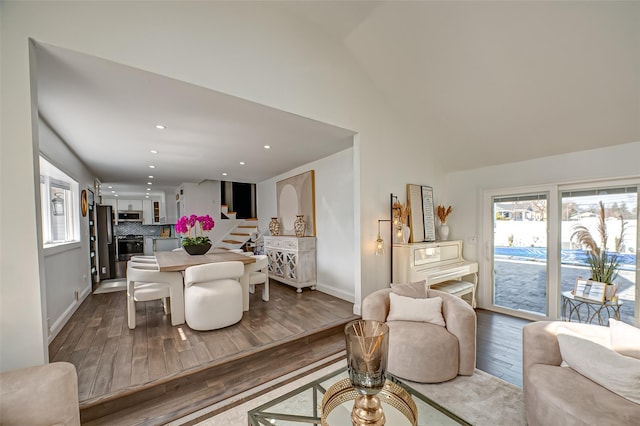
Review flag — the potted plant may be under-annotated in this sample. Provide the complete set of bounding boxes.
[175,214,215,255]
[571,201,626,297]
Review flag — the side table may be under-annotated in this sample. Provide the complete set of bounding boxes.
[561,291,622,326]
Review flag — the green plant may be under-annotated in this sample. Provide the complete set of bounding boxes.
[571,201,626,284]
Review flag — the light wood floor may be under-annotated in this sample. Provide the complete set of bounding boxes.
[49,283,530,424]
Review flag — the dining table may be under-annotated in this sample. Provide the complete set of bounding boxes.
[154,250,257,311]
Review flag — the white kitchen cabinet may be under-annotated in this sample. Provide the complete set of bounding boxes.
[117,199,143,211]
[142,199,153,224]
[144,237,154,255]
[264,236,316,293]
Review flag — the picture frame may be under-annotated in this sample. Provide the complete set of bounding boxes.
[421,186,436,242]
[276,170,316,236]
[406,184,424,242]
[573,278,606,303]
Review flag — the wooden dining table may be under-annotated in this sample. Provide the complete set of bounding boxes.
[154,250,257,311]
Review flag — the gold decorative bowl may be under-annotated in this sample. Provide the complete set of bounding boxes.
[321,378,418,425]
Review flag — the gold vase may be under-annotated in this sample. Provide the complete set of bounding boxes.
[268,217,280,236]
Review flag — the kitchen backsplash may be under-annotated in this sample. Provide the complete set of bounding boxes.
[115,222,173,237]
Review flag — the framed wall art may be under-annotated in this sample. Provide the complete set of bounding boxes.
[421,186,436,241]
[276,170,316,236]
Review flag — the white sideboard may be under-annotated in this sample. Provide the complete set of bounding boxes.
[264,236,317,293]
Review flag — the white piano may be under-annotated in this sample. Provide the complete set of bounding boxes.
[392,240,478,307]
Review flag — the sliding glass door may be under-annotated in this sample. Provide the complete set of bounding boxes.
[560,186,637,324]
[492,193,549,316]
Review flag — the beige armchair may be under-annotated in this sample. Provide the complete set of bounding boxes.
[0,362,80,425]
[362,288,476,383]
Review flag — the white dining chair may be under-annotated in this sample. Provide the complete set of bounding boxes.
[126,264,185,329]
[183,261,245,331]
[244,254,269,301]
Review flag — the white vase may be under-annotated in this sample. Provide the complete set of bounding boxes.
[439,224,450,241]
[402,225,410,243]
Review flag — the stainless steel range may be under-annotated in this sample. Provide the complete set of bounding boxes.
[117,234,144,261]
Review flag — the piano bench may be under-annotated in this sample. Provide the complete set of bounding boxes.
[430,280,476,308]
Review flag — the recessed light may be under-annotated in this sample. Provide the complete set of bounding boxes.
[239,161,245,165]
[111,190,116,193]
[150,150,158,154]
[114,194,119,197]
[148,175,154,179]
[147,182,152,185]
[108,186,113,189]
[146,193,150,196]
[222,172,228,176]
[149,165,155,169]
[264,145,271,149]
[155,125,166,130]
[145,195,149,198]
[146,188,151,191]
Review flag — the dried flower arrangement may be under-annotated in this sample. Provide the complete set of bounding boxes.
[393,201,409,225]
[437,205,453,224]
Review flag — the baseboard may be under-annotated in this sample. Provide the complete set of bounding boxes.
[315,283,354,303]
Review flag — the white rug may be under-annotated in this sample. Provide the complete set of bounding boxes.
[93,279,127,294]
[171,354,525,426]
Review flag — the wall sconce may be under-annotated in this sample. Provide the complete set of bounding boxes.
[375,219,390,256]
[51,193,65,216]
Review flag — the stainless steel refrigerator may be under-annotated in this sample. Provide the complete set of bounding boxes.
[96,204,116,280]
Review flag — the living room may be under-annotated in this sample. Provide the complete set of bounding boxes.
[2,1,639,425]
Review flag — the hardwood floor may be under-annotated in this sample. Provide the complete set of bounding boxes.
[49,284,530,424]
[476,308,531,387]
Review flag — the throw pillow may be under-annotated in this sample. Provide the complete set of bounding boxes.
[390,280,427,298]
[557,327,640,404]
[386,292,445,326]
[609,318,640,359]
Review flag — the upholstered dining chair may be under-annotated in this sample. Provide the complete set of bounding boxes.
[126,263,185,329]
[183,261,245,331]
[362,286,476,383]
[244,254,269,302]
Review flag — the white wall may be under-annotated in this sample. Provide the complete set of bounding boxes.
[1,1,441,370]
[446,141,640,308]
[258,147,356,302]
[39,119,96,341]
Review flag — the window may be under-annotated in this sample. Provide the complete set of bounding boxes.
[40,156,80,246]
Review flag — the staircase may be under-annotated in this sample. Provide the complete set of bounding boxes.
[216,205,259,251]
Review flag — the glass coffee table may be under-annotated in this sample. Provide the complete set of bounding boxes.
[248,367,470,425]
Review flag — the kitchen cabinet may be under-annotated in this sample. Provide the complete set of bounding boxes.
[264,236,316,293]
[142,199,153,224]
[118,199,143,211]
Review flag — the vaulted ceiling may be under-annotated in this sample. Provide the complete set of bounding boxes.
[35,2,640,197]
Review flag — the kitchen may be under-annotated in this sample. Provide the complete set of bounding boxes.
[95,195,180,281]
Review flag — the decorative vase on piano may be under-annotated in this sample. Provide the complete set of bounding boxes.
[439,224,450,241]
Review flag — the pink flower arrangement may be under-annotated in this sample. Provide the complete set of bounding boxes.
[175,214,215,246]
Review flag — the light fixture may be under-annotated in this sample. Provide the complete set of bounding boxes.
[149,165,155,169]
[239,161,245,165]
[150,150,158,154]
[148,175,154,179]
[222,172,228,176]
[264,145,271,149]
[107,185,113,189]
[146,188,151,191]
[51,193,65,216]
[111,190,116,193]
[147,182,152,185]
[155,124,166,130]
[376,219,390,256]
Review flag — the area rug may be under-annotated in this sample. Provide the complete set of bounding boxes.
[93,279,127,294]
[171,354,525,426]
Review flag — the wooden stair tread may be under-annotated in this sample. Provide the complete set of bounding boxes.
[238,225,258,228]
[230,232,250,236]
[222,239,244,244]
